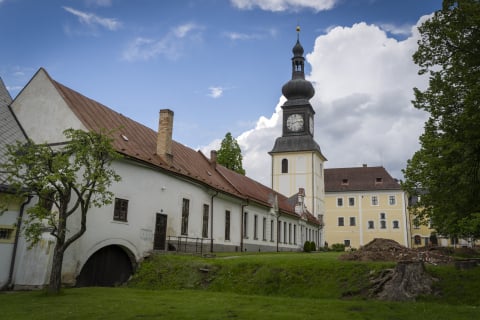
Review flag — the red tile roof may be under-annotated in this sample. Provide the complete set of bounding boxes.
[325,166,401,192]
[42,69,320,224]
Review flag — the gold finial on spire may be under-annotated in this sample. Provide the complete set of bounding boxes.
[296,24,300,40]
[296,25,301,33]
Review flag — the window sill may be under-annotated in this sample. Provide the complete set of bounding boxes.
[111,220,129,225]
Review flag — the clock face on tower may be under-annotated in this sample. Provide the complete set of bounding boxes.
[286,114,304,132]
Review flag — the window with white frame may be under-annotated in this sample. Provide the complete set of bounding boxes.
[262,217,267,241]
[368,220,374,229]
[348,197,355,206]
[225,210,231,241]
[389,195,396,205]
[344,239,351,247]
[202,204,209,238]
[181,198,190,235]
[254,215,258,240]
[243,211,248,238]
[393,220,399,229]
[337,197,343,207]
[380,212,386,229]
[338,217,344,226]
[113,198,129,222]
[371,195,378,206]
[349,217,356,226]
[270,219,274,241]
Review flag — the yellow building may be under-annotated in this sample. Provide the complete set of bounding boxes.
[324,165,409,248]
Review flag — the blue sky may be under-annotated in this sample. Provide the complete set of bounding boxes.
[0,0,442,186]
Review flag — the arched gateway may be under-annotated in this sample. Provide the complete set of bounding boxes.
[76,245,135,287]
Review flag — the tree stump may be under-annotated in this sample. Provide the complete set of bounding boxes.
[370,261,437,301]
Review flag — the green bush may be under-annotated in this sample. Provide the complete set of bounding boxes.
[309,241,316,252]
[331,243,345,252]
[303,241,311,252]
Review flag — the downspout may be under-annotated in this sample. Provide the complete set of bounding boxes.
[4,194,33,290]
[210,190,218,253]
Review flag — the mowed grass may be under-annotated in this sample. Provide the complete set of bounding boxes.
[1,252,479,319]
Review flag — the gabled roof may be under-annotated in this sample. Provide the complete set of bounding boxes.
[325,166,401,192]
[0,77,27,184]
[35,68,317,223]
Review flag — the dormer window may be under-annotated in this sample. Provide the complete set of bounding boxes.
[375,177,383,184]
[341,179,349,185]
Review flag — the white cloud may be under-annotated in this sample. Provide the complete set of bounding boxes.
[63,6,121,31]
[86,0,113,7]
[230,0,338,12]
[203,17,431,187]
[208,87,224,98]
[123,23,204,61]
[379,23,415,37]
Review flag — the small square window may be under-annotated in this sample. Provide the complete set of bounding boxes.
[113,198,128,222]
[344,239,351,247]
[341,179,349,185]
[380,212,386,220]
[368,221,374,229]
[0,226,16,243]
[393,220,399,229]
[380,220,387,229]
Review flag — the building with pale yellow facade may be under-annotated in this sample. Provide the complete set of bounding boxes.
[324,165,409,248]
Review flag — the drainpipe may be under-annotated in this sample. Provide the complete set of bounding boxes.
[210,191,218,253]
[3,194,33,291]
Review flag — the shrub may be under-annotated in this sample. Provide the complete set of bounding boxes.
[309,241,316,252]
[303,241,312,252]
[331,243,345,252]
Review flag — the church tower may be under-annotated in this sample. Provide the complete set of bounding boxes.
[270,26,326,220]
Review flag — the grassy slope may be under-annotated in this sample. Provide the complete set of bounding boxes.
[1,252,479,319]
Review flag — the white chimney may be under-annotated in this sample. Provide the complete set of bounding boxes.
[157,109,174,164]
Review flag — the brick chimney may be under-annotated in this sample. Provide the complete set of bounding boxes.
[210,150,217,169]
[157,109,174,165]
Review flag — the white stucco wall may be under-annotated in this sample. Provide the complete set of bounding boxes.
[11,69,87,144]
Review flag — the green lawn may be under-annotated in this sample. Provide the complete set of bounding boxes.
[1,252,479,319]
[1,287,478,320]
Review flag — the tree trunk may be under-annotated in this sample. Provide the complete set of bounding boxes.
[47,244,65,294]
[371,261,437,301]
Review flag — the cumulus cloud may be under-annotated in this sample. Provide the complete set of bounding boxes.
[204,18,431,187]
[123,23,204,61]
[230,0,338,12]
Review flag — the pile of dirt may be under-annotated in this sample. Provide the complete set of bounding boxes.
[339,238,454,265]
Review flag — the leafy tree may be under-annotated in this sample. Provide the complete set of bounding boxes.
[1,129,121,293]
[402,0,480,240]
[217,132,246,175]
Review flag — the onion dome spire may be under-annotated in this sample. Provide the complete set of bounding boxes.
[281,25,315,103]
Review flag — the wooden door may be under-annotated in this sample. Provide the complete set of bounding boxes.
[154,213,167,250]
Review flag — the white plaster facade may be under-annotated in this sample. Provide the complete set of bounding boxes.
[2,68,321,288]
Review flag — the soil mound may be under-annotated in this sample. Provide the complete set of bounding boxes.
[339,238,453,264]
